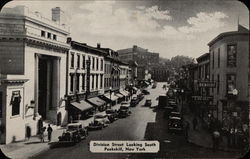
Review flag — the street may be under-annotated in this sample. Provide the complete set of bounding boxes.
[31,83,243,159]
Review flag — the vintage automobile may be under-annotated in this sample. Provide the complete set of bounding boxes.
[168,116,183,132]
[118,105,131,118]
[88,120,106,130]
[142,89,150,95]
[144,98,152,107]
[58,123,88,143]
[94,114,110,124]
[137,93,145,101]
[105,109,119,122]
[169,111,182,119]
[130,97,139,107]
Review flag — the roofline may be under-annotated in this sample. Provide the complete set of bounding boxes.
[208,31,249,46]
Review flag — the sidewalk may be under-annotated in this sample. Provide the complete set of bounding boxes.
[0,102,124,159]
[180,100,242,152]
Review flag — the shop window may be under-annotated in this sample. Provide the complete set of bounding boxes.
[11,91,21,116]
[227,44,237,67]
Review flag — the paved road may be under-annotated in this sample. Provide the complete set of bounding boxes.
[31,83,244,159]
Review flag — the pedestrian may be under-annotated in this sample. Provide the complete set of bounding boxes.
[40,127,46,143]
[193,117,198,130]
[26,126,31,141]
[47,124,53,142]
[212,129,221,150]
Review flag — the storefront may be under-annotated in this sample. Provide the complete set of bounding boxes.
[87,97,106,112]
[69,100,94,120]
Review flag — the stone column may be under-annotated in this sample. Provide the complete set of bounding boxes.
[52,57,61,109]
[34,53,40,119]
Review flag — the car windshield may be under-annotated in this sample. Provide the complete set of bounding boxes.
[95,115,105,119]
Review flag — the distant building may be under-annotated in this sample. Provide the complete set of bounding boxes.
[208,25,249,126]
[117,45,159,81]
[0,6,70,144]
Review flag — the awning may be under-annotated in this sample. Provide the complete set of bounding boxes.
[104,93,119,101]
[120,90,129,96]
[71,100,93,111]
[115,93,124,98]
[87,97,106,107]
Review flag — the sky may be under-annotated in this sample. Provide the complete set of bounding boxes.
[2,0,249,59]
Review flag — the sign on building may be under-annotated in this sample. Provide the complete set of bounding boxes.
[197,81,216,88]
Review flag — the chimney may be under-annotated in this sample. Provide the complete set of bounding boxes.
[97,43,101,48]
[52,7,65,24]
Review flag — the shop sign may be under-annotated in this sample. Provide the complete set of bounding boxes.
[192,96,213,101]
[198,81,216,88]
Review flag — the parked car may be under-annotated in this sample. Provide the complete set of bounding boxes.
[58,123,88,143]
[88,120,106,130]
[130,97,139,107]
[169,111,181,119]
[144,98,152,107]
[168,116,183,132]
[106,109,119,122]
[142,89,150,95]
[137,93,144,101]
[118,105,131,118]
[94,114,110,124]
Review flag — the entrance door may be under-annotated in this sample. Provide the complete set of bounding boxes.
[38,58,48,119]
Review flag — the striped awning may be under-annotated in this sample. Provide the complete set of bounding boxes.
[71,100,93,111]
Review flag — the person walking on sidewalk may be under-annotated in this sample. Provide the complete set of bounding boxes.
[47,124,53,142]
[40,127,46,143]
[193,117,198,130]
[212,129,221,150]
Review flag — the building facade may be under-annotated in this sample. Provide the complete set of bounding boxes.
[117,45,159,81]
[66,40,106,120]
[0,6,69,144]
[208,25,249,130]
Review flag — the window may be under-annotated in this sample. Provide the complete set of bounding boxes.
[227,44,237,67]
[53,34,57,40]
[0,92,2,118]
[11,91,21,116]
[96,74,99,89]
[47,32,51,39]
[226,74,236,95]
[70,74,74,92]
[77,54,80,68]
[101,59,103,71]
[71,53,74,68]
[41,30,45,37]
[82,74,85,90]
[76,74,80,92]
[212,51,214,69]
[82,55,85,69]
[92,57,95,70]
[92,75,94,89]
[96,58,99,70]
[217,74,220,94]
[100,74,103,88]
[218,48,220,68]
[212,74,214,93]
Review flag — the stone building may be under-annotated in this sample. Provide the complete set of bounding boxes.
[0,6,69,144]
